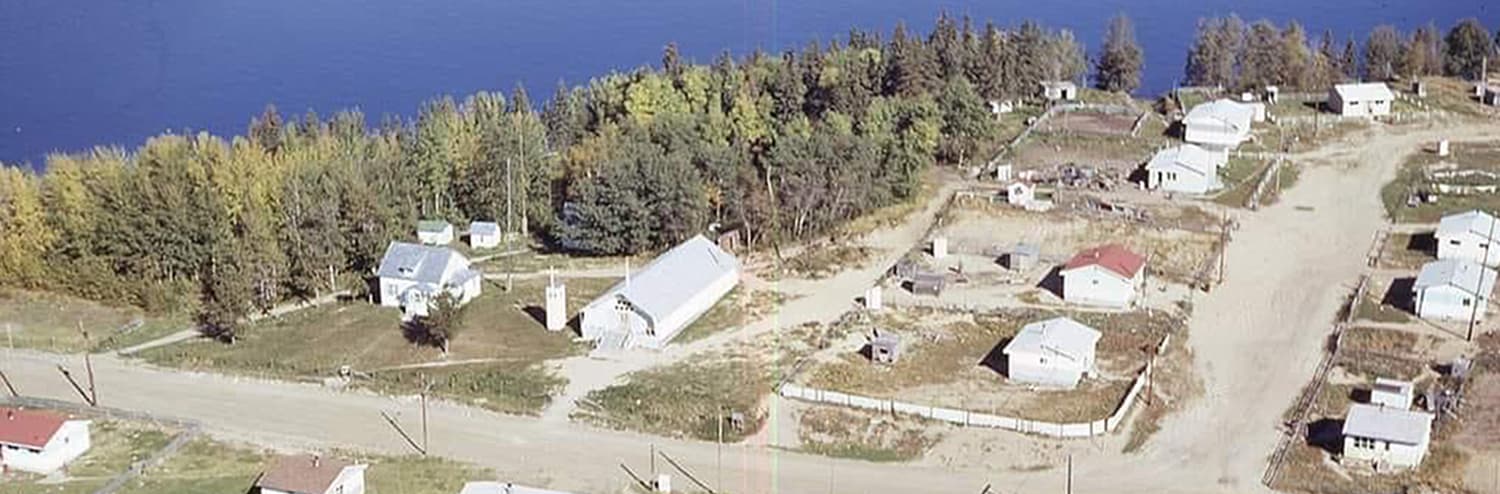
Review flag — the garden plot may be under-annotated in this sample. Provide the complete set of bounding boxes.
[1382,139,1500,223]
[1041,109,1139,137]
[793,307,1179,424]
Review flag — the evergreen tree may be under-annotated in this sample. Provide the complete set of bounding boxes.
[1095,14,1144,93]
[1279,21,1312,88]
[1340,37,1359,80]
[1185,16,1245,88]
[1364,25,1402,81]
[885,22,939,97]
[1445,18,1494,79]
[1238,21,1285,90]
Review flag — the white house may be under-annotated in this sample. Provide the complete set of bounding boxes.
[459,481,574,494]
[1412,258,1496,321]
[580,235,740,350]
[254,455,368,494]
[1370,378,1415,410]
[1002,317,1102,389]
[1329,82,1395,117]
[469,221,501,250]
[377,242,483,320]
[1342,403,1434,470]
[1005,181,1035,206]
[1183,99,1255,151]
[1144,144,1227,194]
[0,408,91,475]
[416,220,454,245]
[1040,81,1078,101]
[1436,209,1500,266]
[1060,244,1146,308]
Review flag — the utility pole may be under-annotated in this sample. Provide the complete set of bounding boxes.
[0,369,18,398]
[421,376,431,455]
[1066,454,1073,494]
[1468,211,1495,341]
[78,322,97,406]
[717,409,724,492]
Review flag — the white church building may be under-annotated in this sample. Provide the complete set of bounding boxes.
[377,242,483,320]
[580,235,740,350]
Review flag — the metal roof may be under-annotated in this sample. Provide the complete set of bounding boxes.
[0,407,68,449]
[1146,144,1220,176]
[417,220,451,233]
[1414,258,1496,298]
[1184,99,1254,132]
[1436,210,1499,241]
[469,221,500,236]
[592,235,740,323]
[1333,82,1394,102]
[377,242,474,285]
[1063,244,1146,279]
[1343,403,1432,445]
[1003,317,1101,363]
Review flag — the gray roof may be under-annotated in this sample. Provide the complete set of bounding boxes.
[469,221,500,236]
[1004,317,1101,363]
[594,235,740,322]
[1146,144,1220,176]
[417,220,451,233]
[1343,403,1432,444]
[377,242,474,285]
[1185,99,1254,131]
[1436,210,1499,241]
[1414,259,1496,298]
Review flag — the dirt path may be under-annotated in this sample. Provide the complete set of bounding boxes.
[8,121,1500,493]
[113,289,352,356]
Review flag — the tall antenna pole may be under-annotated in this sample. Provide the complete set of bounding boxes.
[1469,211,1494,341]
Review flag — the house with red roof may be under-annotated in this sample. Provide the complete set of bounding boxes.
[1060,244,1146,307]
[0,407,92,474]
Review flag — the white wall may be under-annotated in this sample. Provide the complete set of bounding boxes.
[1343,435,1428,468]
[1062,265,1139,308]
[580,298,651,343]
[1330,93,1392,117]
[1437,231,1500,266]
[417,226,454,245]
[636,269,739,349]
[325,465,368,494]
[1414,284,1486,321]
[1006,350,1087,388]
[1149,167,1216,195]
[470,232,500,249]
[0,420,90,474]
[1184,122,1247,149]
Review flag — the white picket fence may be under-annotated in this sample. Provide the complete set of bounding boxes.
[781,335,1170,439]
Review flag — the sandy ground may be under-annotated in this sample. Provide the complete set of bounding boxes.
[7,120,1500,493]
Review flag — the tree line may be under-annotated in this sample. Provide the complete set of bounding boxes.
[1185,16,1498,91]
[0,14,1098,338]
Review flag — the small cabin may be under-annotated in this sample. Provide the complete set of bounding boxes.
[1039,81,1078,102]
[416,220,455,245]
[868,329,901,364]
[910,272,946,296]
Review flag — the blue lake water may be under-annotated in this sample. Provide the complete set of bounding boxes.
[0,0,1494,165]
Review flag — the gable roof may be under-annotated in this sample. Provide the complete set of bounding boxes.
[0,407,67,449]
[469,221,500,236]
[256,455,357,494]
[1063,244,1145,279]
[417,220,451,233]
[1343,403,1432,445]
[1146,144,1221,176]
[1184,99,1254,132]
[593,235,740,323]
[377,242,474,285]
[1333,82,1394,102]
[1414,258,1497,298]
[1436,209,1500,241]
[1003,317,1102,362]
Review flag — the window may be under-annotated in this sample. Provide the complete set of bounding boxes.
[1464,298,1472,307]
[1450,240,1462,246]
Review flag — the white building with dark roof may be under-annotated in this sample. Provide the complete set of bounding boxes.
[1144,144,1227,194]
[254,455,368,494]
[1436,210,1500,266]
[580,235,740,350]
[1329,82,1395,117]
[1412,258,1496,321]
[0,407,91,474]
[1002,317,1102,389]
[377,242,483,320]
[1183,99,1255,151]
[1342,403,1434,469]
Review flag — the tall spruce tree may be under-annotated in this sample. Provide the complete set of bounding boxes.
[1095,14,1144,93]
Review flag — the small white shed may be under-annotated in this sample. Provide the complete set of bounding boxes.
[255,455,368,494]
[1370,378,1415,410]
[1436,210,1500,266]
[1002,317,1102,389]
[0,408,91,475]
[1060,244,1146,307]
[1039,81,1078,101]
[417,220,455,245]
[1342,403,1434,470]
[469,221,501,249]
[1412,258,1496,321]
[1329,83,1395,117]
[1144,144,1227,195]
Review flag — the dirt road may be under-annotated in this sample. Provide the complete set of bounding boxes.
[6,121,1498,493]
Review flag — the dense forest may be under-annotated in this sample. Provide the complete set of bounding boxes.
[0,15,1095,337]
[1184,16,1498,91]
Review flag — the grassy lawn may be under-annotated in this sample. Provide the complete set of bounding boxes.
[139,277,616,415]
[114,437,265,494]
[0,289,188,354]
[797,407,941,463]
[1382,139,1500,223]
[0,420,174,494]
[1352,295,1413,324]
[781,245,874,280]
[800,308,1176,423]
[473,244,640,275]
[575,355,769,442]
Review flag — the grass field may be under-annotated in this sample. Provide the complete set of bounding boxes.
[1382,139,1500,223]
[0,289,188,354]
[0,420,174,494]
[139,277,616,414]
[575,355,770,442]
[797,407,941,462]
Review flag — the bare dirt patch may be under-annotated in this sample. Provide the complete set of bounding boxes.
[797,406,943,463]
[1043,110,1138,136]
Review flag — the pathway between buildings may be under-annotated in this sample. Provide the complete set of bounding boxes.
[113,289,351,356]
